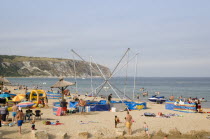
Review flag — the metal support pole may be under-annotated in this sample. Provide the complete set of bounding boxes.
[132,54,138,100]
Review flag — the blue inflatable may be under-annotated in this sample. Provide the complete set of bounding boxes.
[69,100,147,111]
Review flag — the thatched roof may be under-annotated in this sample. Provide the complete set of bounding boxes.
[51,78,75,88]
[0,77,10,83]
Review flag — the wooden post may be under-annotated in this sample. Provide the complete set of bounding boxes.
[61,87,64,102]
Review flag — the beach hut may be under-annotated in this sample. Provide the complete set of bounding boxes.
[51,78,75,102]
[0,77,10,94]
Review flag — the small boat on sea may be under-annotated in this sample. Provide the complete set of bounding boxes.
[199,98,207,102]
[148,95,167,103]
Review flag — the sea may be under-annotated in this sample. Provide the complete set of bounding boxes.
[7,77,210,108]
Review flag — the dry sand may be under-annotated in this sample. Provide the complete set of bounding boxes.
[1,86,210,139]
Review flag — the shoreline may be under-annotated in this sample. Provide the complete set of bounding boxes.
[6,76,103,79]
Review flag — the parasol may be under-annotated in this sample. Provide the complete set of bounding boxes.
[12,95,25,102]
[0,94,11,98]
[16,101,34,107]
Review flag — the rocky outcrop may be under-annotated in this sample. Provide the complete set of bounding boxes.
[31,130,49,139]
[0,55,111,77]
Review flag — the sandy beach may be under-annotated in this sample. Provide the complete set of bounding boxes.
[1,86,210,139]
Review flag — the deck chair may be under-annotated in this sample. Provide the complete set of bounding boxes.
[25,109,33,121]
[35,110,43,120]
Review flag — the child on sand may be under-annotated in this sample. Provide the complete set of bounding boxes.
[31,120,36,130]
[115,115,120,128]
[143,122,150,138]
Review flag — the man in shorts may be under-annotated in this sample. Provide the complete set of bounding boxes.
[16,110,24,135]
[78,99,86,114]
[12,103,18,123]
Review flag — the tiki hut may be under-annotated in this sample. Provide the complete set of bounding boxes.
[51,78,75,101]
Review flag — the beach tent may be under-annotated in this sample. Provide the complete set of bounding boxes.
[29,90,46,107]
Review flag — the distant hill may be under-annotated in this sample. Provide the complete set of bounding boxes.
[0,55,111,77]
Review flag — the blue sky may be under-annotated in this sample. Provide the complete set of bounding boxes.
[0,1,210,77]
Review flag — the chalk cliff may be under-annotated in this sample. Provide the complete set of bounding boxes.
[0,55,110,77]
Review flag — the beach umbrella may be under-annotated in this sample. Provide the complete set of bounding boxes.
[16,101,34,107]
[51,78,75,101]
[9,94,16,96]
[0,77,10,94]
[0,94,11,98]
[4,92,17,96]
[12,95,25,102]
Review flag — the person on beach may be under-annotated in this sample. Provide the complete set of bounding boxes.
[125,111,132,135]
[44,97,49,108]
[25,108,33,121]
[31,120,36,130]
[40,98,44,106]
[12,103,18,123]
[108,94,112,104]
[143,122,150,138]
[115,115,120,128]
[5,102,9,121]
[0,104,7,121]
[60,99,68,115]
[78,99,86,114]
[16,110,24,135]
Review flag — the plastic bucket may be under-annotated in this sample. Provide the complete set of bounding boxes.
[111,107,116,112]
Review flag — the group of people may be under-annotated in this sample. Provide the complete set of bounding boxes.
[114,111,150,137]
[0,103,38,135]
[59,98,86,115]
